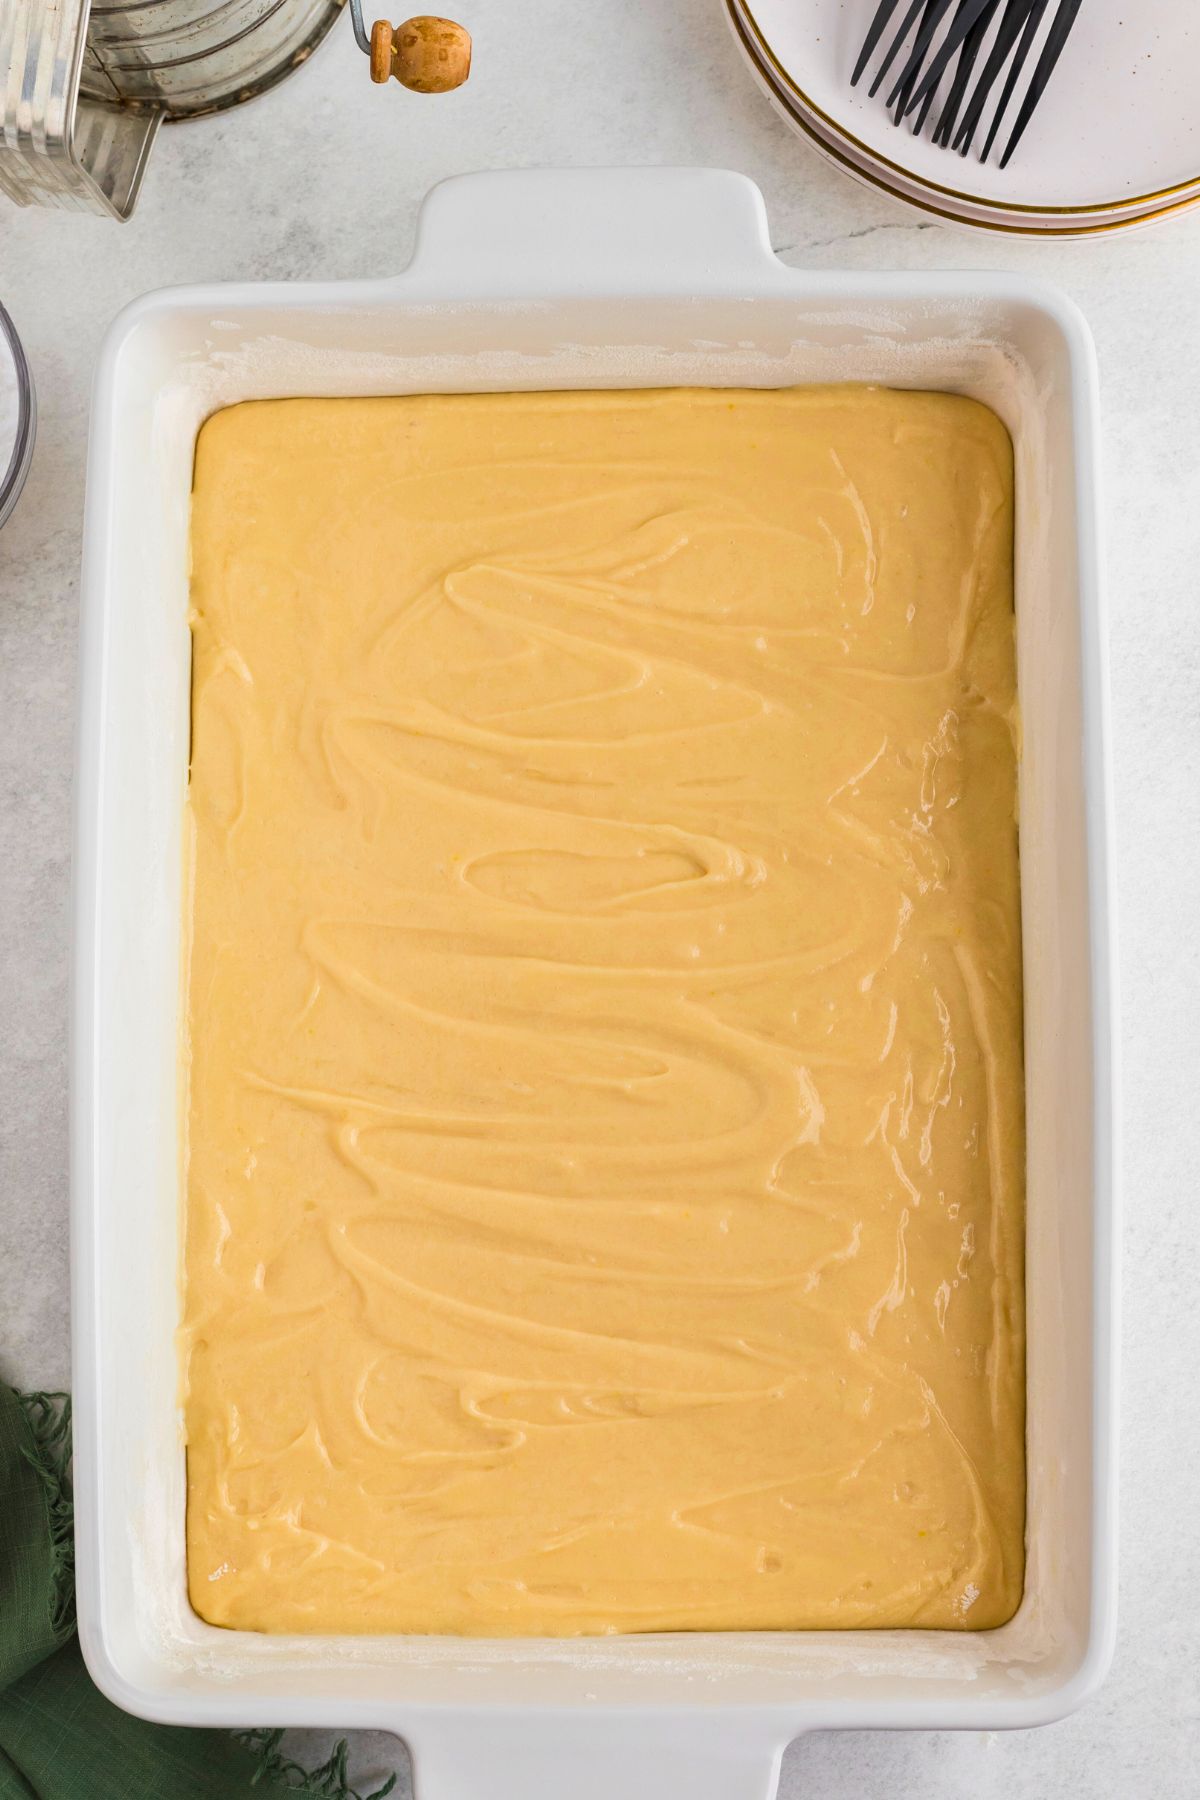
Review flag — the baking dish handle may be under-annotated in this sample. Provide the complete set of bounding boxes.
[401,166,791,297]
[406,1715,789,1800]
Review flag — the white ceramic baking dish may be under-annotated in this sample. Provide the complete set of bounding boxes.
[71,167,1118,1800]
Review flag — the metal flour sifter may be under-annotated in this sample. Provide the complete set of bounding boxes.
[0,1,470,220]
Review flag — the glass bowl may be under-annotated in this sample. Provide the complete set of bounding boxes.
[0,303,35,530]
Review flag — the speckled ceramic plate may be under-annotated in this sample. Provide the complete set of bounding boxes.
[726,0,1200,237]
[730,0,1200,224]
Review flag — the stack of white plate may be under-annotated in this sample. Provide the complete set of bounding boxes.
[726,0,1200,236]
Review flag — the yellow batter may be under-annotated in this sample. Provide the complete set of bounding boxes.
[183,387,1025,1636]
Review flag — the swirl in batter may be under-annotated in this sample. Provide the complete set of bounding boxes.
[183,387,1025,1635]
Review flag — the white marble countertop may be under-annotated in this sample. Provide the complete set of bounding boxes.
[1,2,1197,1794]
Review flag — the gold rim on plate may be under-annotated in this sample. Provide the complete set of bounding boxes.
[725,0,1200,239]
[734,0,1200,219]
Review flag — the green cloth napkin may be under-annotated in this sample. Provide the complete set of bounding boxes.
[0,1383,396,1800]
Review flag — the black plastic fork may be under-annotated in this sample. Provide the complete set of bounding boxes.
[851,0,1084,167]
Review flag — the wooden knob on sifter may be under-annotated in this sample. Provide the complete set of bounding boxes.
[370,16,472,91]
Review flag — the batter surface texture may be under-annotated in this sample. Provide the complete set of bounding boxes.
[183,387,1025,1635]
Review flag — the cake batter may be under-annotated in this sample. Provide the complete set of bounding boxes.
[183,387,1025,1635]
